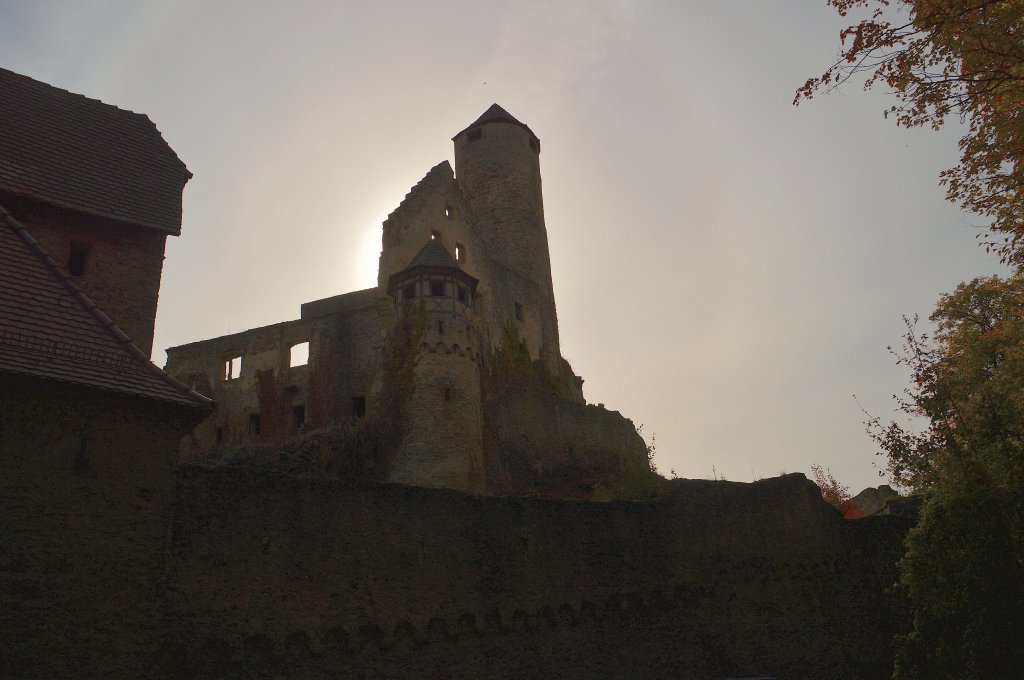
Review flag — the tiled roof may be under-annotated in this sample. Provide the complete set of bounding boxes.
[0,67,190,235]
[406,238,463,270]
[0,204,211,409]
[452,103,539,145]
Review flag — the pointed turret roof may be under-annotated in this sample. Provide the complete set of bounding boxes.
[386,238,478,296]
[452,103,539,146]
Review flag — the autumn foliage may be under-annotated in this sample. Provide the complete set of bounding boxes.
[796,1,1024,263]
[810,463,851,509]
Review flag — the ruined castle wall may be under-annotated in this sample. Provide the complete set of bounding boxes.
[377,163,488,288]
[0,374,197,680]
[159,470,908,679]
[484,386,648,497]
[10,201,168,357]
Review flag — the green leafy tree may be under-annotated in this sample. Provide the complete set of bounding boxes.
[796,1,1024,263]
[868,273,1024,679]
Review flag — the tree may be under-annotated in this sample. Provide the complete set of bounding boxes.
[811,463,852,508]
[796,1,1024,264]
[868,272,1024,679]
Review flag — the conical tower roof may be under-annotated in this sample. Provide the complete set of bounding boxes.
[452,103,539,145]
[386,238,478,296]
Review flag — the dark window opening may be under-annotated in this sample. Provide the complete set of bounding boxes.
[437,320,445,334]
[443,387,452,402]
[468,128,482,143]
[457,286,467,303]
[403,283,416,299]
[352,396,366,419]
[431,230,440,240]
[293,405,306,429]
[67,241,91,276]
[455,242,465,263]
[215,427,224,444]
[515,303,524,321]
[445,205,453,218]
[430,280,445,297]
[249,414,261,437]
[72,436,89,474]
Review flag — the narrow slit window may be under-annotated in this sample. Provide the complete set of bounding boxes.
[67,241,91,277]
[248,413,261,436]
[351,396,366,419]
[445,205,453,218]
[430,280,445,297]
[437,320,445,334]
[455,242,465,263]
[293,405,306,429]
[443,387,452,402]
[457,286,467,304]
[515,303,524,321]
[224,356,242,381]
[289,341,309,367]
[215,427,224,444]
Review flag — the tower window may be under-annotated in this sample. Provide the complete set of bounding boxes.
[293,405,306,429]
[438,320,445,334]
[457,286,467,304]
[404,283,416,299]
[351,396,366,419]
[289,341,309,367]
[215,427,224,444]
[431,230,440,240]
[430,280,445,297]
[67,241,91,276]
[445,205,454,218]
[248,414,261,437]
[224,356,242,381]
[442,387,452,402]
[515,303,524,321]
[468,128,482,143]
[455,242,465,263]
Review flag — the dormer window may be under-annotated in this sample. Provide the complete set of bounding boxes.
[430,280,445,297]
[67,241,90,276]
[403,283,416,299]
[457,286,467,304]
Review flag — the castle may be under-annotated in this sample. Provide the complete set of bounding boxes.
[1,70,910,679]
[165,104,649,497]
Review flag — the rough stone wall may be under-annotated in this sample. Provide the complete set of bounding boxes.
[157,470,908,679]
[389,347,484,493]
[0,374,199,680]
[484,385,650,498]
[166,319,314,460]
[11,202,168,357]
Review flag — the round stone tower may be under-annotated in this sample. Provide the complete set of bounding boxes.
[452,104,561,371]
[385,239,484,493]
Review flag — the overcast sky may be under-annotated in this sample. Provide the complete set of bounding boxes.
[1,1,1007,492]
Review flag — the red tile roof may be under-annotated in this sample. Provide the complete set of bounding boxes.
[0,67,190,235]
[0,204,211,409]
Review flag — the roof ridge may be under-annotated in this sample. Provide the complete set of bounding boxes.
[0,202,212,408]
[0,67,151,125]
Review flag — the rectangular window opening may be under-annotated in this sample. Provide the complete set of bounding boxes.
[224,356,242,381]
[67,241,91,277]
[515,303,524,321]
[457,286,467,304]
[443,387,452,402]
[430,280,445,297]
[289,341,309,367]
[293,405,306,429]
[248,413,261,437]
[455,242,465,263]
[215,427,224,444]
[403,282,416,299]
[445,205,454,219]
[437,320,444,334]
[351,396,366,419]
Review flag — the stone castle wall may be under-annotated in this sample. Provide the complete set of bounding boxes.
[154,470,908,679]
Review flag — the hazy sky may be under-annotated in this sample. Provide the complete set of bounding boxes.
[1,1,1007,492]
